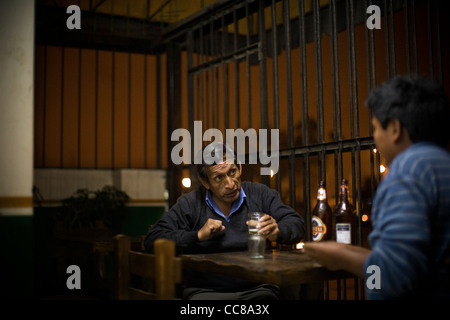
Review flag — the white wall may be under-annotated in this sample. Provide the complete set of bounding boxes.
[34,169,168,207]
[0,0,35,215]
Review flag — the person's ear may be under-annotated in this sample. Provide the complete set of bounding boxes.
[388,119,403,143]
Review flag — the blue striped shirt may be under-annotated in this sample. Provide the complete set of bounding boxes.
[364,142,450,299]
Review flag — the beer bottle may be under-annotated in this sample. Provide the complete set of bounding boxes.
[311,180,332,242]
[334,179,355,244]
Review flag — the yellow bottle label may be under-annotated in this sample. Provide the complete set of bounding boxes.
[312,216,327,242]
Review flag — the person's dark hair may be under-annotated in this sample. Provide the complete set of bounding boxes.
[195,142,238,182]
[365,76,450,148]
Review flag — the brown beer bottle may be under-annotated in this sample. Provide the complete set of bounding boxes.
[311,180,332,242]
[334,179,355,244]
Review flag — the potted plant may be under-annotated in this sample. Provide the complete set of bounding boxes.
[55,185,130,236]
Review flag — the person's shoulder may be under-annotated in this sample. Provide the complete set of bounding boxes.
[398,144,449,170]
[242,181,277,195]
[174,187,205,206]
[242,181,269,190]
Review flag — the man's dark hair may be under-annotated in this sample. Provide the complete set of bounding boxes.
[195,142,238,182]
[365,76,450,148]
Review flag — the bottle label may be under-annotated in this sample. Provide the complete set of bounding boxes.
[312,216,327,242]
[317,188,327,201]
[336,223,351,244]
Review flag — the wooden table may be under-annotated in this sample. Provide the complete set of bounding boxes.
[181,249,352,286]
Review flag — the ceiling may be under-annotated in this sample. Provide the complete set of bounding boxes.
[36,0,219,24]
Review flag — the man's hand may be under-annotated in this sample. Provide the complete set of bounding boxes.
[303,241,371,277]
[255,214,279,242]
[197,218,226,242]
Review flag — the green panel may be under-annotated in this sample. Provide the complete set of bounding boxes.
[30,205,166,299]
[0,215,33,299]
[120,206,165,236]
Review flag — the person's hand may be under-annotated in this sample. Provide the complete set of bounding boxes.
[303,241,371,277]
[256,214,279,241]
[303,241,358,271]
[197,218,226,241]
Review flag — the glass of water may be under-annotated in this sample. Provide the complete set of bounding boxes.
[247,212,266,259]
[247,212,264,234]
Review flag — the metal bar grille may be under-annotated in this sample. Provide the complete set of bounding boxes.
[165,0,447,299]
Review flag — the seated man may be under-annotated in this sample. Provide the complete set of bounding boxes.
[304,76,450,299]
[145,142,305,300]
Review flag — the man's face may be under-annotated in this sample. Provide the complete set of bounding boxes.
[203,161,242,205]
[372,116,397,165]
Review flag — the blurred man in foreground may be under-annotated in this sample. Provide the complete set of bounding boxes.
[304,76,450,299]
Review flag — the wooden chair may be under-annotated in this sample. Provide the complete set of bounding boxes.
[113,234,182,300]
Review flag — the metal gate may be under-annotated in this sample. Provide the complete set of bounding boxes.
[164,0,447,299]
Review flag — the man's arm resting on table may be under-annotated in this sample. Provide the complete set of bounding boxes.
[303,241,371,278]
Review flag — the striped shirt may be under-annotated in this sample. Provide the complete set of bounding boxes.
[364,142,450,299]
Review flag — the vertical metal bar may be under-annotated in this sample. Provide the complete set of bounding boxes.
[156,54,162,169]
[210,20,215,128]
[199,25,205,126]
[350,0,359,141]
[350,0,362,298]
[427,0,434,78]
[188,31,195,161]
[330,0,338,145]
[299,0,309,147]
[411,0,418,74]
[78,47,83,168]
[166,42,183,207]
[110,1,115,169]
[234,9,240,128]
[284,0,295,204]
[313,0,324,143]
[383,0,391,79]
[246,2,253,182]
[313,0,325,181]
[346,0,354,140]
[128,52,132,168]
[365,0,376,137]
[94,49,99,168]
[403,0,411,76]
[436,0,443,83]
[258,0,269,186]
[42,45,48,167]
[271,0,281,192]
[389,0,397,76]
[258,0,269,131]
[60,47,65,168]
[221,13,229,130]
[299,0,311,241]
[143,54,148,168]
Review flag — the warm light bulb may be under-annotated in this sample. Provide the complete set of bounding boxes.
[380,165,386,173]
[182,178,191,188]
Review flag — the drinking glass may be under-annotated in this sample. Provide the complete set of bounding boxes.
[247,212,264,234]
[247,212,266,259]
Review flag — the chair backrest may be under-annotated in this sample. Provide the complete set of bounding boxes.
[113,234,182,300]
